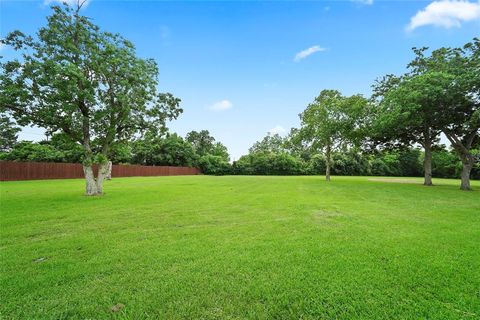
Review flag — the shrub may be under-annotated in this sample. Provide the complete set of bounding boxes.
[0,141,65,162]
[198,155,231,175]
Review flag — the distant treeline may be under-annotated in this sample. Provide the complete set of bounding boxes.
[0,129,230,173]
[231,132,479,179]
[231,148,479,179]
[1,130,478,179]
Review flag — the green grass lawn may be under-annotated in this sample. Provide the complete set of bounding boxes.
[1,176,479,319]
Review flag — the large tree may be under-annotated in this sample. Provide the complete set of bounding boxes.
[299,90,368,181]
[131,132,198,167]
[434,42,478,190]
[249,133,287,154]
[372,73,442,186]
[406,40,479,190]
[0,1,181,195]
[185,130,229,161]
[185,130,215,156]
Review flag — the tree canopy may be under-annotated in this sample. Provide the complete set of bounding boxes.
[0,114,20,152]
[372,39,479,190]
[299,90,369,181]
[0,2,181,194]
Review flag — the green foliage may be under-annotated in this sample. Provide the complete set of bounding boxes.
[0,114,20,152]
[369,157,391,176]
[232,141,432,178]
[132,133,198,167]
[210,142,230,162]
[248,134,286,154]
[397,148,423,177]
[431,150,461,179]
[0,3,182,169]
[237,129,429,178]
[372,38,479,189]
[197,154,230,175]
[307,154,326,175]
[472,149,480,179]
[234,152,305,176]
[47,133,84,163]
[0,128,233,174]
[372,73,442,148]
[94,153,108,165]
[185,130,215,157]
[108,142,132,164]
[300,90,369,150]
[366,149,423,177]
[284,128,316,161]
[0,141,64,162]
[298,90,370,180]
[232,156,254,175]
[185,130,229,162]
[269,153,304,175]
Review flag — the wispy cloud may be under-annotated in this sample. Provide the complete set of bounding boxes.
[209,100,233,111]
[157,25,172,46]
[263,82,278,89]
[269,125,286,136]
[407,0,480,31]
[159,25,171,40]
[294,45,326,62]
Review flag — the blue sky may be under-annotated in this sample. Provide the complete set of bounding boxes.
[1,0,479,160]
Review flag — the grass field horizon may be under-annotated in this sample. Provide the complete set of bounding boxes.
[1,175,479,319]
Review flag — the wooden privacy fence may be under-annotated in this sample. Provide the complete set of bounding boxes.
[0,161,201,181]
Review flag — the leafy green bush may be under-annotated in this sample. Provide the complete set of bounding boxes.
[369,158,390,176]
[131,133,198,167]
[198,155,231,175]
[0,141,65,162]
[432,150,460,179]
[233,152,304,175]
[307,154,326,175]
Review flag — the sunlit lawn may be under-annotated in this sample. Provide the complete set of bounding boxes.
[1,176,479,319]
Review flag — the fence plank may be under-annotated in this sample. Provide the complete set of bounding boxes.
[0,161,201,181]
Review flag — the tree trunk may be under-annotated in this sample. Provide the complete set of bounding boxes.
[106,161,112,180]
[96,162,110,194]
[423,142,433,186]
[83,165,98,196]
[460,155,474,191]
[444,131,476,191]
[325,144,331,182]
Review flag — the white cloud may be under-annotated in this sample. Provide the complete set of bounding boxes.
[269,125,287,136]
[294,45,326,62]
[407,0,480,31]
[209,100,233,111]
